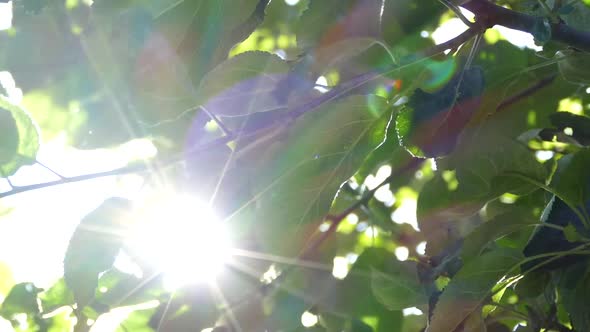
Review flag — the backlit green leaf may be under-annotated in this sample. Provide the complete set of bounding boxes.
[427,248,523,332]
[64,198,133,309]
[0,96,39,177]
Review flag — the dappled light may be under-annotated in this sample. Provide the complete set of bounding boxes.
[1,0,590,331]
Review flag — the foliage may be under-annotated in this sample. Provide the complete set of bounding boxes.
[1,0,590,331]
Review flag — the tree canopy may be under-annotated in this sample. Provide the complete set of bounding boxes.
[1,0,590,331]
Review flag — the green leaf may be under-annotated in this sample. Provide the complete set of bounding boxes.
[40,279,74,313]
[96,269,165,308]
[417,174,482,256]
[296,0,381,51]
[559,1,590,31]
[514,270,550,299]
[63,198,133,309]
[152,0,262,79]
[557,264,590,331]
[196,51,291,116]
[396,66,484,158]
[550,149,590,207]
[531,18,551,44]
[371,262,428,310]
[227,95,390,253]
[462,210,537,262]
[0,283,43,319]
[427,248,523,332]
[542,111,590,146]
[0,108,18,165]
[461,309,486,332]
[148,287,219,331]
[451,133,547,198]
[320,248,404,332]
[522,196,590,272]
[0,96,39,177]
[117,308,156,332]
[564,223,584,242]
[354,109,414,186]
[73,0,267,147]
[556,49,590,85]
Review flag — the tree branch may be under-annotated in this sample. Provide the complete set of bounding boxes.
[300,157,424,259]
[462,0,590,52]
[496,74,557,112]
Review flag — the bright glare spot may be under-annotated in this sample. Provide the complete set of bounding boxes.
[391,200,419,231]
[499,193,517,204]
[364,174,377,190]
[430,158,437,171]
[0,2,12,30]
[494,26,542,51]
[375,184,395,207]
[346,252,358,264]
[459,8,475,21]
[564,127,574,136]
[129,195,232,290]
[356,221,368,232]
[348,178,360,190]
[314,76,329,93]
[204,120,220,133]
[402,307,423,316]
[395,246,409,261]
[364,165,391,190]
[535,150,554,161]
[0,71,23,104]
[559,98,584,115]
[364,226,379,238]
[285,0,300,5]
[332,256,349,279]
[431,16,541,51]
[301,311,319,327]
[586,87,590,94]
[113,252,143,278]
[420,30,429,38]
[318,221,331,232]
[431,18,468,45]
[416,241,427,255]
[14,314,28,330]
[117,139,158,160]
[347,213,359,225]
[275,49,287,59]
[201,329,214,332]
[261,264,281,284]
[375,165,392,183]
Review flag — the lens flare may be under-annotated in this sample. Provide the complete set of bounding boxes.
[129,194,232,289]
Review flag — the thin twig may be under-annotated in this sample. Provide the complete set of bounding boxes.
[300,157,423,259]
[199,105,233,137]
[496,74,557,112]
[438,0,475,27]
[35,159,67,180]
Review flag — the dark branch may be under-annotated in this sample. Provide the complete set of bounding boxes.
[462,0,590,52]
[496,74,557,112]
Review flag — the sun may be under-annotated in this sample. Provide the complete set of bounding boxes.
[128,194,232,289]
